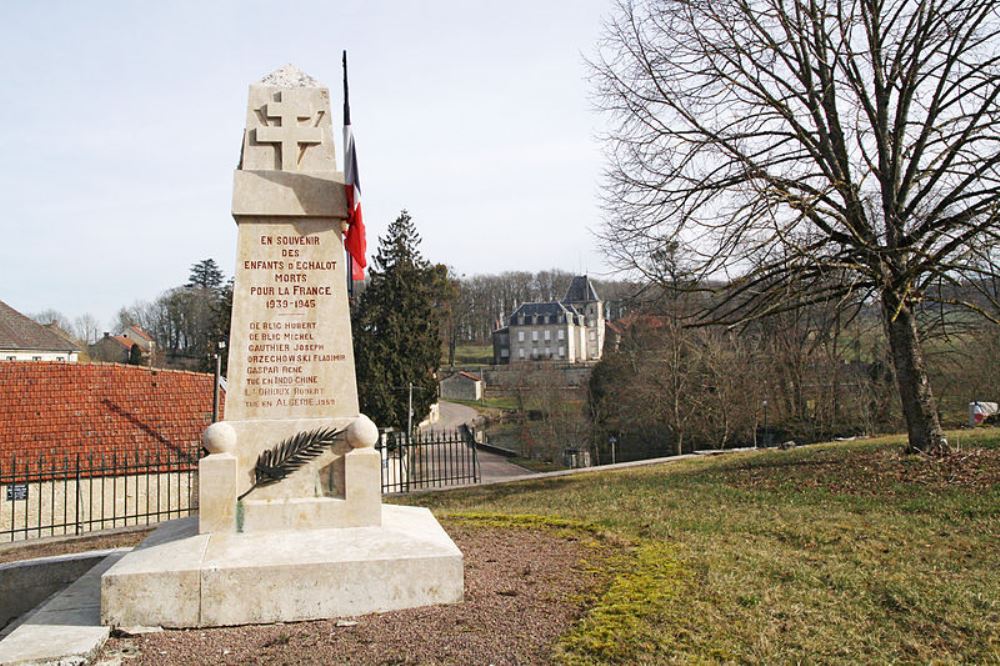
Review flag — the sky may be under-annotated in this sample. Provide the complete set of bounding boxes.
[0,0,616,329]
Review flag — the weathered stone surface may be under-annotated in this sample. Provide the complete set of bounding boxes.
[101,518,207,628]
[0,551,126,665]
[101,506,463,628]
[198,452,239,534]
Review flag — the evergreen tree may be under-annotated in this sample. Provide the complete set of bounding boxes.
[203,277,234,374]
[187,259,224,290]
[352,211,443,431]
[127,343,143,366]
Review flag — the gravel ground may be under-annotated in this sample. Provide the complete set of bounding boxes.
[98,522,605,665]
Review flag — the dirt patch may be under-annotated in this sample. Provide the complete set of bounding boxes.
[724,446,1000,496]
[0,528,152,564]
[99,522,605,665]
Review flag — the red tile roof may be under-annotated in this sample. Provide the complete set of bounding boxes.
[108,335,135,350]
[0,362,223,473]
[127,325,155,342]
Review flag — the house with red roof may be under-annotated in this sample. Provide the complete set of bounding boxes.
[88,333,136,364]
[122,325,156,355]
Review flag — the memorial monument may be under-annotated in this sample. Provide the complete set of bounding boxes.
[101,65,463,628]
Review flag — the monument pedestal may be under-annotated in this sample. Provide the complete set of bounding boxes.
[101,505,463,628]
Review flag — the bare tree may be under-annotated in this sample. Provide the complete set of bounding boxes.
[593,0,1000,454]
[72,314,101,345]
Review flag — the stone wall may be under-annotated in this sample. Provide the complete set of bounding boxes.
[480,362,597,391]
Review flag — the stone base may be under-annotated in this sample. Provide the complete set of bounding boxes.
[101,505,463,628]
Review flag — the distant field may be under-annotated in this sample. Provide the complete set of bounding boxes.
[400,428,1000,663]
[448,344,493,366]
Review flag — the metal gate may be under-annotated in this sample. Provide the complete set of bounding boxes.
[377,426,480,493]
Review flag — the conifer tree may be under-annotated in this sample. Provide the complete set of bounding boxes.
[352,210,442,431]
[187,259,224,290]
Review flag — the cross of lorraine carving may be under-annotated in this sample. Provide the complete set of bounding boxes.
[256,91,323,172]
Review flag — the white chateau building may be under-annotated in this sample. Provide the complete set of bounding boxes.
[492,276,605,364]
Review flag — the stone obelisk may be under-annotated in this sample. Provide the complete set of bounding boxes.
[197,64,381,533]
[101,66,463,629]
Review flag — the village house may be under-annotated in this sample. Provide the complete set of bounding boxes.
[0,299,80,362]
[492,276,605,364]
[439,371,484,401]
[89,332,137,363]
[122,324,156,355]
[89,325,156,364]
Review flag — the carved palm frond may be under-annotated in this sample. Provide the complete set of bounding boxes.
[238,427,344,500]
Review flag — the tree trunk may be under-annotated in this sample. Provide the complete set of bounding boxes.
[880,290,949,455]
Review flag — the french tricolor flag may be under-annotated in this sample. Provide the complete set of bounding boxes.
[343,51,366,282]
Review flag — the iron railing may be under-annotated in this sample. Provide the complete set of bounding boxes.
[0,447,201,542]
[378,427,480,494]
[2,428,483,542]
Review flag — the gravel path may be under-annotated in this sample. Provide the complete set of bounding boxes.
[98,522,605,665]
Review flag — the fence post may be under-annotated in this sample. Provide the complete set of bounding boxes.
[403,430,410,494]
[75,453,81,535]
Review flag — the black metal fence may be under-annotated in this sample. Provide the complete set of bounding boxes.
[377,427,480,494]
[0,447,201,543]
[1,429,482,542]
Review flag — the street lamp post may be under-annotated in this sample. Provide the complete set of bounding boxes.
[212,341,226,423]
[762,399,769,448]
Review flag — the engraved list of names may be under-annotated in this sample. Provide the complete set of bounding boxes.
[226,219,359,421]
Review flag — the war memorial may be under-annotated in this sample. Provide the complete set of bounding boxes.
[100,66,463,628]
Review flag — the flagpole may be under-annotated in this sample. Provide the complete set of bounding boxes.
[343,50,354,300]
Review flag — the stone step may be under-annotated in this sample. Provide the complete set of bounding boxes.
[0,550,127,665]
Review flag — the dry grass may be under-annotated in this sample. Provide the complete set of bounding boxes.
[404,428,1000,663]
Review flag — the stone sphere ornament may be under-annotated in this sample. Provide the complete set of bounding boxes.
[203,421,238,454]
[346,414,379,449]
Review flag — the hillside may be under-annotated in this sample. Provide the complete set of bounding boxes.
[404,429,1000,663]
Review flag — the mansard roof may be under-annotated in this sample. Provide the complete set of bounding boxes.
[509,301,572,320]
[562,276,600,303]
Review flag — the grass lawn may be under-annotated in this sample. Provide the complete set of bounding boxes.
[448,395,521,412]
[397,428,1000,663]
[448,344,494,366]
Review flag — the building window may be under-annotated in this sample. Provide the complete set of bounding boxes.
[501,349,509,358]
[56,356,64,361]
[518,331,525,342]
[544,330,551,341]
[589,331,596,340]
[532,331,538,341]
[518,349,525,359]
[32,356,42,361]
[545,346,551,357]
[5,356,14,361]
[557,330,565,341]
[558,346,565,357]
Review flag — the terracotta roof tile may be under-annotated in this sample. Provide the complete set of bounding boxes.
[0,362,224,475]
[127,325,155,342]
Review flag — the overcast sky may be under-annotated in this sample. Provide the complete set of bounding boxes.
[0,0,615,328]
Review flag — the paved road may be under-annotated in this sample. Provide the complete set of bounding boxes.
[428,401,479,432]
[422,401,533,483]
